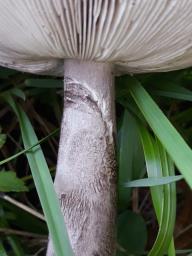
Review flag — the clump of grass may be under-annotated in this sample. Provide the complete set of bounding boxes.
[0,67,192,255]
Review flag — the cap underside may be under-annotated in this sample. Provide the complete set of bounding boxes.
[0,0,192,75]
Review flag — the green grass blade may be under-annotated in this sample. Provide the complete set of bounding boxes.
[127,76,192,188]
[5,96,73,256]
[117,110,145,209]
[117,110,133,208]
[0,241,8,256]
[168,239,176,256]
[0,128,59,166]
[138,124,163,220]
[149,82,192,101]
[6,236,25,256]
[124,175,182,187]
[156,140,176,256]
[0,205,25,256]
[139,125,176,256]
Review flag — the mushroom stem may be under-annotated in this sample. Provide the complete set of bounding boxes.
[47,59,117,256]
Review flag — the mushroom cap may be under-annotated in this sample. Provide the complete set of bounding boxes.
[1,0,192,75]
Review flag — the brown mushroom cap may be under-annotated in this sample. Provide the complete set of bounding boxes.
[1,0,192,75]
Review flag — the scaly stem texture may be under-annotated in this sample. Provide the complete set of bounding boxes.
[47,60,117,256]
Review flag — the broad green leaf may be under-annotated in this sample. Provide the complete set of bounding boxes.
[125,76,192,188]
[124,175,182,187]
[4,94,73,256]
[0,171,28,192]
[117,210,147,255]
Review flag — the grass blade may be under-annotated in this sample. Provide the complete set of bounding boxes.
[117,110,144,209]
[4,95,73,256]
[117,110,133,208]
[149,82,192,101]
[0,205,25,256]
[0,128,59,166]
[124,175,182,187]
[0,241,8,256]
[126,76,192,188]
[139,125,176,256]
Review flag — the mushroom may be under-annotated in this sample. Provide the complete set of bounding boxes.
[1,1,192,255]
